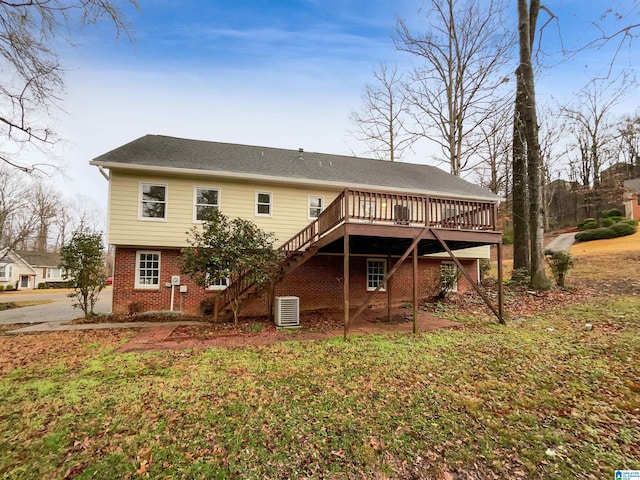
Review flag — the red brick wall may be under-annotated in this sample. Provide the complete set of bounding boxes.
[113,247,478,316]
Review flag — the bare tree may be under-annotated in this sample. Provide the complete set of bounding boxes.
[538,106,566,230]
[0,0,137,172]
[470,98,513,197]
[32,182,61,251]
[616,113,640,175]
[0,167,37,249]
[350,63,415,162]
[395,0,514,176]
[562,75,634,188]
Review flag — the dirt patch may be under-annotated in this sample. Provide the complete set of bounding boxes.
[68,312,206,325]
[118,307,460,353]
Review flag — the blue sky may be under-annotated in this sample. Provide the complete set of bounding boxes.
[46,0,638,221]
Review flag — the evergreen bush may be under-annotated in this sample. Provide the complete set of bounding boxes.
[601,208,623,218]
[611,222,636,236]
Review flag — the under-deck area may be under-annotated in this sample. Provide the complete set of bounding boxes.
[279,188,505,336]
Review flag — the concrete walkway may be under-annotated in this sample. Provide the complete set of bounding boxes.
[545,232,576,252]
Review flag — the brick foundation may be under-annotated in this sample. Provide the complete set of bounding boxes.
[113,247,478,316]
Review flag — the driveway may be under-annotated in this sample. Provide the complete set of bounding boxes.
[546,232,576,252]
[0,288,112,325]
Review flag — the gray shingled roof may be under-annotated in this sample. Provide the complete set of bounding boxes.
[15,250,62,267]
[91,135,500,201]
[624,178,640,193]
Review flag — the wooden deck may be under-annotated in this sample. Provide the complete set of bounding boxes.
[281,188,501,255]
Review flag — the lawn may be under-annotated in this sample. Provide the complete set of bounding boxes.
[0,253,639,478]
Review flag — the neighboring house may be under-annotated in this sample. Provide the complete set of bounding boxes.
[91,135,504,322]
[0,248,37,290]
[15,251,65,287]
[623,178,640,221]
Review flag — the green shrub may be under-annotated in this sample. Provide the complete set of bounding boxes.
[37,282,47,289]
[601,208,623,218]
[4,284,15,291]
[601,217,615,227]
[199,297,218,316]
[592,227,617,240]
[578,218,598,230]
[545,251,574,287]
[611,222,636,236]
[0,285,4,292]
[608,216,625,223]
[623,219,638,228]
[127,301,144,315]
[508,267,529,285]
[479,258,492,281]
[575,222,636,242]
[502,229,513,245]
[246,322,265,333]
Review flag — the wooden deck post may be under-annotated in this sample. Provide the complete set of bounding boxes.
[343,229,350,340]
[431,228,503,324]
[347,226,429,330]
[387,255,392,322]
[413,244,418,334]
[497,242,505,324]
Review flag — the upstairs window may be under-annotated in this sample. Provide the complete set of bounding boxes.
[140,183,167,220]
[366,258,387,291]
[194,187,220,222]
[308,195,324,219]
[256,191,272,216]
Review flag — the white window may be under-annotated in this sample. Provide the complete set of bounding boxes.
[366,258,387,291]
[139,183,167,220]
[308,195,324,219]
[193,187,220,222]
[45,268,63,279]
[206,273,228,291]
[440,261,458,292]
[256,191,272,216]
[135,251,161,289]
[0,264,12,280]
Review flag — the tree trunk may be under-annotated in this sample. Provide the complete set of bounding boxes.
[512,73,530,274]
[517,0,550,290]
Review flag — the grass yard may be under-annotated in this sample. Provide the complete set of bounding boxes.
[0,253,639,478]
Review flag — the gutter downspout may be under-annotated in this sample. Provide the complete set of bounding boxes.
[98,166,110,181]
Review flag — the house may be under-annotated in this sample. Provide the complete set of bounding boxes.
[14,251,66,288]
[0,248,37,290]
[90,135,504,326]
[623,178,640,221]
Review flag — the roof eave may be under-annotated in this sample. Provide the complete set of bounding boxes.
[90,160,502,203]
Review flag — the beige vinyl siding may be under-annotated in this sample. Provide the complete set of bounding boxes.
[108,171,341,248]
[425,245,491,259]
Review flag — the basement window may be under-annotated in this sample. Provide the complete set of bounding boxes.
[135,251,160,289]
[366,258,387,291]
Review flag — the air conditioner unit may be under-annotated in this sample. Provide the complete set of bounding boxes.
[274,296,299,327]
